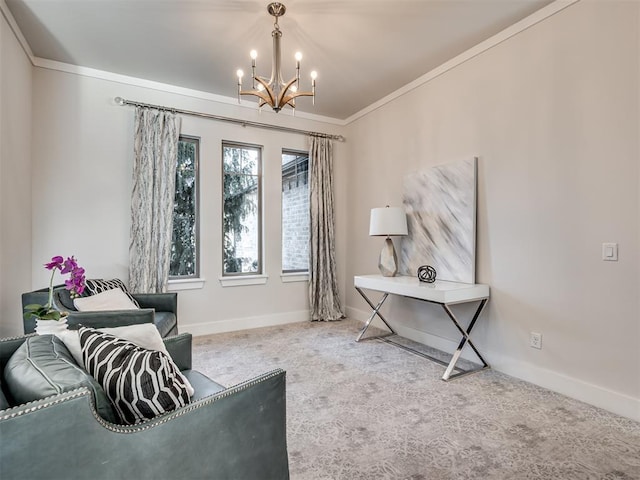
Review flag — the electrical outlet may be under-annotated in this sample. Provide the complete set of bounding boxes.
[530,332,542,349]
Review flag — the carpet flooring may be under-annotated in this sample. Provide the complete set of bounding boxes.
[192,319,640,480]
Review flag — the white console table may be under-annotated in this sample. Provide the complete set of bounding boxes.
[354,274,490,381]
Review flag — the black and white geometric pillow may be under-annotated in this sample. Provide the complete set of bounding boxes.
[85,278,140,308]
[79,326,191,425]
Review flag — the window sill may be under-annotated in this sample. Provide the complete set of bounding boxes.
[281,273,309,283]
[219,275,269,287]
[167,278,206,291]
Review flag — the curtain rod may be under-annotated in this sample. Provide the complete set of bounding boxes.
[114,97,345,142]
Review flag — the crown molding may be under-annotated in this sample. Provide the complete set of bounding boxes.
[0,0,35,63]
[32,57,345,126]
[1,0,341,124]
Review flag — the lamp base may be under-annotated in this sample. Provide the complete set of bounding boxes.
[378,237,399,277]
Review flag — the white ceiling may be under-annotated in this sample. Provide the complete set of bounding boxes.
[5,0,553,120]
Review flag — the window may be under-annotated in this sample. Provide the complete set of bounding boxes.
[170,136,199,278]
[222,142,262,275]
[281,150,309,273]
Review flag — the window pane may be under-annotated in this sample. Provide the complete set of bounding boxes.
[223,143,261,275]
[170,137,199,278]
[224,146,259,175]
[282,150,309,273]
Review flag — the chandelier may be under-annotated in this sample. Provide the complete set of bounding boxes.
[236,2,316,113]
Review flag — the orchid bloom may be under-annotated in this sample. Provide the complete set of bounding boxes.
[66,266,86,295]
[60,256,78,274]
[44,256,64,270]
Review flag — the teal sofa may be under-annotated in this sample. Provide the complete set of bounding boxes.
[0,329,289,479]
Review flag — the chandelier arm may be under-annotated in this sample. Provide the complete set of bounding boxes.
[275,77,299,106]
[280,91,313,108]
[239,89,275,106]
[254,77,277,106]
[279,76,313,107]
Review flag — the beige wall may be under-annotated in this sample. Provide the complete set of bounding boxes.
[26,68,346,337]
[344,1,639,420]
[0,12,32,337]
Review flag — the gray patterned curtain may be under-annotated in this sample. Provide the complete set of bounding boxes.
[129,107,180,293]
[309,136,343,321]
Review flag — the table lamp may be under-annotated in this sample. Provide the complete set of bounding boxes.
[369,206,408,277]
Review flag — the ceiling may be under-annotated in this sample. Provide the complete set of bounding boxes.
[5,0,554,120]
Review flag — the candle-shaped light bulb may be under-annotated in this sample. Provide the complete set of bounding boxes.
[236,70,244,103]
[294,52,302,83]
[310,71,317,105]
[291,85,298,93]
[249,50,257,89]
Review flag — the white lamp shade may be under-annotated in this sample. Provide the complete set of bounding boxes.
[369,207,408,236]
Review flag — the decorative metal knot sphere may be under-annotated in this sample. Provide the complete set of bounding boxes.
[417,265,437,283]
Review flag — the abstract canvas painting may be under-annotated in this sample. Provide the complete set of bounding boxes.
[399,157,477,284]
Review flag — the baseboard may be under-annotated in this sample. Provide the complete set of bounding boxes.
[490,355,640,423]
[181,310,309,337]
[345,306,640,422]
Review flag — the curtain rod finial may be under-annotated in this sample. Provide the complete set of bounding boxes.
[115,97,125,106]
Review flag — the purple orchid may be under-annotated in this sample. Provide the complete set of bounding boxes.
[24,255,87,321]
[60,256,78,274]
[65,266,86,295]
[42,255,85,295]
[44,256,64,270]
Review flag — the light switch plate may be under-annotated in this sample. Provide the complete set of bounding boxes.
[602,243,618,261]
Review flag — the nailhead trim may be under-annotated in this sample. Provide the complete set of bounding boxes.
[0,333,37,341]
[0,388,92,420]
[1,369,286,433]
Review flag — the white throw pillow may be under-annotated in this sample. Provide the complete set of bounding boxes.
[73,287,139,311]
[56,323,167,366]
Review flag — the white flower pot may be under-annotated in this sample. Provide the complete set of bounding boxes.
[35,317,68,335]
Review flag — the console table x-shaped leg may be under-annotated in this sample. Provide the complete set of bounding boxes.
[355,286,489,381]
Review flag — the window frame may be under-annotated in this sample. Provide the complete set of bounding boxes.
[281,148,310,274]
[221,141,263,277]
[169,135,200,280]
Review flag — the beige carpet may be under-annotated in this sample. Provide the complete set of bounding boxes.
[192,319,640,480]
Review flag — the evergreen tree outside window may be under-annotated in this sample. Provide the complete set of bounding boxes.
[222,142,262,275]
[170,136,199,278]
[282,150,309,273]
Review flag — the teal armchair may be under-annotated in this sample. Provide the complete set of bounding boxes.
[0,332,290,479]
[22,286,178,338]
